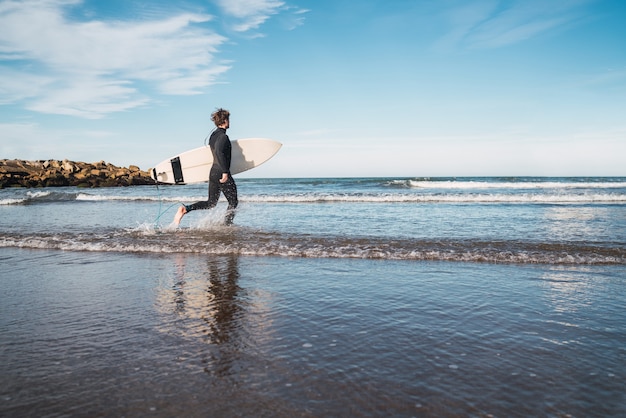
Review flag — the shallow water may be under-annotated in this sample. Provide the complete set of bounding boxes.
[1,177,625,416]
[1,177,625,264]
[1,248,624,417]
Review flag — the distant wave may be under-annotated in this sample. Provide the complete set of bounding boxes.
[0,190,53,205]
[76,193,166,202]
[242,193,626,204]
[2,177,625,206]
[389,179,626,190]
[0,197,26,205]
[2,192,625,205]
[2,230,624,265]
[1,192,192,205]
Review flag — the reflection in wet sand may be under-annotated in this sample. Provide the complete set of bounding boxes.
[155,254,263,377]
[202,255,245,376]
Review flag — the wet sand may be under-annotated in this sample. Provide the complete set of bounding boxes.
[1,248,624,417]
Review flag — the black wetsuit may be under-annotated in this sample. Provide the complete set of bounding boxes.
[185,128,238,224]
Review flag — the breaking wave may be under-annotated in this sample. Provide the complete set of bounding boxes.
[2,191,625,205]
[1,229,623,265]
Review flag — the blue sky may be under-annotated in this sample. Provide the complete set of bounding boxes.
[1,0,625,177]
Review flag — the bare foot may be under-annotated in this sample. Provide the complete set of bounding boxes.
[173,205,187,226]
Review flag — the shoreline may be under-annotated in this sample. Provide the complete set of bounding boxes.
[0,159,154,188]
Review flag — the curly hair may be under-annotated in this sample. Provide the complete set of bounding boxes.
[211,108,230,127]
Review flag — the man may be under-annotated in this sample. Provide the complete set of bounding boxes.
[173,108,238,226]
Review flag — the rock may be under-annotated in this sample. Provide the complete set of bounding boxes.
[0,159,154,188]
[74,172,87,181]
[62,159,76,173]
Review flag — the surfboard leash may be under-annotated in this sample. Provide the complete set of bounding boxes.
[152,182,183,229]
[203,128,216,147]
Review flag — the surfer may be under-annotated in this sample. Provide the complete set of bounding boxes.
[173,108,238,226]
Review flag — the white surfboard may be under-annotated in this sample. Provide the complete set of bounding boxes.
[151,138,281,184]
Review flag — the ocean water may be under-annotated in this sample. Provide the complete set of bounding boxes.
[1,177,625,416]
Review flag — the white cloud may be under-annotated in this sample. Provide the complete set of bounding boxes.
[0,0,229,118]
[158,65,232,95]
[434,0,498,51]
[214,0,283,30]
[0,67,53,104]
[213,0,307,32]
[436,0,593,50]
[26,77,149,118]
[282,6,309,30]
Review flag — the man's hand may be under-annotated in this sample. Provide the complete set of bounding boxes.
[220,173,229,183]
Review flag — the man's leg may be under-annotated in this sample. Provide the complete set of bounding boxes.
[222,178,238,225]
[172,180,220,226]
[173,205,187,226]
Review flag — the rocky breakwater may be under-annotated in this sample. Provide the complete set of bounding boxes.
[0,159,155,188]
